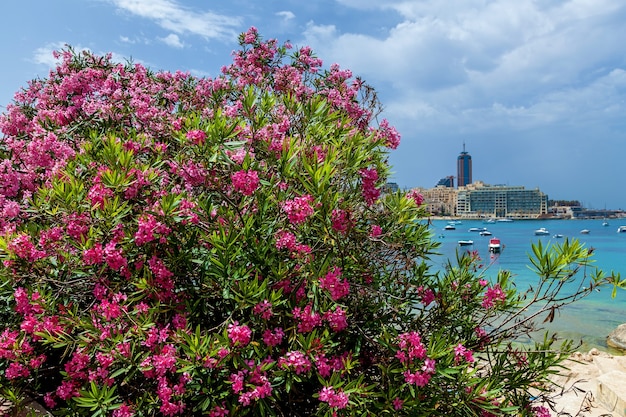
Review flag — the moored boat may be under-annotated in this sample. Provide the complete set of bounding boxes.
[479,230,492,236]
[534,227,550,236]
[458,240,474,246]
[618,226,626,233]
[488,237,501,253]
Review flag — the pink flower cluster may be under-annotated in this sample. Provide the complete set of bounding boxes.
[370,119,401,149]
[274,229,311,256]
[319,267,350,301]
[229,360,273,406]
[359,168,380,205]
[331,209,351,234]
[231,170,260,196]
[134,214,172,245]
[396,331,436,387]
[292,304,322,333]
[281,194,314,224]
[185,129,206,145]
[318,386,350,410]
[482,284,506,309]
[278,350,311,375]
[252,300,272,320]
[227,321,252,347]
[453,343,475,364]
[262,327,284,347]
[406,189,424,206]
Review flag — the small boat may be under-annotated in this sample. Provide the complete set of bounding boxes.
[553,234,564,238]
[602,220,609,227]
[458,240,474,246]
[580,229,590,234]
[479,230,492,236]
[488,237,501,253]
[484,218,496,224]
[534,228,550,236]
[497,218,514,223]
[444,224,456,230]
[618,226,626,233]
[468,227,487,232]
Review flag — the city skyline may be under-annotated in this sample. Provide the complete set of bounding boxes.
[1,1,626,209]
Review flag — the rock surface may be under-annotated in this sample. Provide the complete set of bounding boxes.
[538,348,626,416]
[607,324,626,351]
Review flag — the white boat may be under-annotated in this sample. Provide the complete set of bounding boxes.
[580,229,590,234]
[602,221,609,227]
[458,240,474,246]
[444,224,456,230]
[553,234,564,238]
[488,237,501,253]
[468,227,486,232]
[497,218,514,222]
[479,230,492,236]
[618,226,626,233]
[534,228,550,236]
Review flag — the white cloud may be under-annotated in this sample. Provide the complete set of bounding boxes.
[107,0,241,41]
[276,11,295,21]
[159,33,185,48]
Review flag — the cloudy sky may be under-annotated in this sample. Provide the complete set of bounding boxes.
[2,0,625,209]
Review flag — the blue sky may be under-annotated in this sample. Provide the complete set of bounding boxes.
[2,0,626,209]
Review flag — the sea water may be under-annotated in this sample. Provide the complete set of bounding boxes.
[425,218,626,353]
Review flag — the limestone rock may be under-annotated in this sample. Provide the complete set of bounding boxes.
[608,323,626,351]
[596,370,626,416]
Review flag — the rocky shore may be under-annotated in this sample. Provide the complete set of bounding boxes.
[540,348,626,416]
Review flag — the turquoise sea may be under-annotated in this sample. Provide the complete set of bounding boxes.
[425,218,626,354]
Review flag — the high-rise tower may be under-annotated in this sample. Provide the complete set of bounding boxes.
[457,143,472,187]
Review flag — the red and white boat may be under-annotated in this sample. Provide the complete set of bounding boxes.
[488,237,501,254]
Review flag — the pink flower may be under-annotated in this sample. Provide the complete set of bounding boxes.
[319,267,349,301]
[454,343,475,364]
[324,306,348,332]
[331,209,351,234]
[406,189,424,206]
[253,300,272,320]
[186,129,207,145]
[532,406,551,417]
[279,350,312,375]
[262,328,284,347]
[231,170,260,196]
[292,304,321,333]
[113,404,135,417]
[392,397,404,410]
[359,168,380,205]
[227,321,252,347]
[281,195,314,224]
[370,224,382,238]
[5,362,30,379]
[318,386,350,409]
[482,284,506,309]
[83,244,104,265]
[371,119,401,149]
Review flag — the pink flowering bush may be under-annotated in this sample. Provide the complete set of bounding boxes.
[0,28,622,416]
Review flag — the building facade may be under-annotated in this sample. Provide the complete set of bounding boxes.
[418,186,458,217]
[457,144,472,187]
[456,182,548,219]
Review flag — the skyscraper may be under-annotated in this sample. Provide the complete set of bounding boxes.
[457,143,472,187]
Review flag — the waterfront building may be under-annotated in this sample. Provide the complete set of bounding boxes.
[436,176,454,188]
[417,185,458,217]
[457,144,472,187]
[456,181,548,219]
